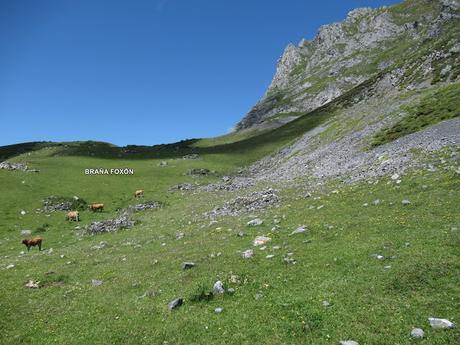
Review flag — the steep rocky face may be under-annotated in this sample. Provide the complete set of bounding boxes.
[236,0,460,130]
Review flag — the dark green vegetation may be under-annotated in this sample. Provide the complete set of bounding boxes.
[372,83,460,147]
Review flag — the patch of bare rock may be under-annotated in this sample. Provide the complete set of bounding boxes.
[204,188,278,218]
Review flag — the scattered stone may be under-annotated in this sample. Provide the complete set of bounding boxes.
[247,218,263,226]
[188,168,210,176]
[391,173,399,180]
[428,317,455,329]
[237,231,246,237]
[373,199,380,205]
[205,189,278,217]
[242,249,254,258]
[402,199,411,205]
[283,256,297,264]
[91,241,109,250]
[266,254,275,259]
[25,280,40,289]
[255,293,264,300]
[182,154,199,160]
[0,161,37,172]
[170,183,194,191]
[158,161,168,166]
[91,279,103,287]
[127,201,161,212]
[227,288,235,294]
[21,230,32,236]
[362,203,368,207]
[339,341,359,345]
[168,298,183,310]
[6,264,15,269]
[253,236,271,246]
[322,300,330,307]
[290,226,307,235]
[213,281,225,294]
[86,211,135,234]
[181,262,195,270]
[20,210,26,215]
[317,205,324,210]
[214,307,223,313]
[176,232,185,240]
[410,328,424,339]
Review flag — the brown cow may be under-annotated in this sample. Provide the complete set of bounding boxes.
[134,189,144,198]
[22,237,43,251]
[89,203,104,212]
[65,211,80,221]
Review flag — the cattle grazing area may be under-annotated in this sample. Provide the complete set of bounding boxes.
[0,138,458,345]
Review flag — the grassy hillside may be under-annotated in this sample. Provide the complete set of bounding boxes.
[1,92,459,345]
[0,144,458,344]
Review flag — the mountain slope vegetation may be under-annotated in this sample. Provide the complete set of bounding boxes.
[1,0,459,344]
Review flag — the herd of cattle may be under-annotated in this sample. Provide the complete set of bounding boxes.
[21,189,145,251]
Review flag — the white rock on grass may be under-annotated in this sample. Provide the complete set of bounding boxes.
[247,218,263,226]
[401,199,411,205]
[339,341,359,345]
[241,249,254,258]
[25,280,40,289]
[290,226,307,235]
[6,264,15,269]
[253,236,271,246]
[91,279,103,287]
[428,317,455,329]
[214,307,223,313]
[410,328,424,338]
[391,173,399,180]
[21,230,32,236]
[213,281,225,294]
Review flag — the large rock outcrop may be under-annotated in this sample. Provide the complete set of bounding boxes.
[235,0,459,130]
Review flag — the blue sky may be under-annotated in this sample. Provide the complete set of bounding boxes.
[0,0,400,146]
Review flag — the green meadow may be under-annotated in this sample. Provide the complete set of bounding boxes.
[0,132,459,344]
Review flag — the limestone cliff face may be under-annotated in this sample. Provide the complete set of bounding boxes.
[235,0,460,130]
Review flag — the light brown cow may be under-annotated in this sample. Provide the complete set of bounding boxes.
[134,189,144,198]
[65,211,80,221]
[89,203,104,212]
[22,237,43,251]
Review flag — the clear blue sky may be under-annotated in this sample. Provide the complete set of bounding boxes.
[0,0,400,146]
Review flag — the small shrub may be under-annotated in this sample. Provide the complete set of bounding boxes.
[189,283,214,303]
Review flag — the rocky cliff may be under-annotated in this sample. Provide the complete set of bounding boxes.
[235,0,460,130]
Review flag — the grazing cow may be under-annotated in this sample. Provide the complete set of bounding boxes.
[65,211,80,221]
[134,189,144,198]
[89,203,104,212]
[22,237,42,251]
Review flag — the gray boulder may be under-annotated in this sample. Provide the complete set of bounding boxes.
[213,281,225,294]
[410,328,424,338]
[428,317,455,329]
[181,262,195,270]
[168,298,183,310]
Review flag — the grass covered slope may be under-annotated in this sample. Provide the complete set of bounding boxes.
[372,83,460,147]
[0,149,458,344]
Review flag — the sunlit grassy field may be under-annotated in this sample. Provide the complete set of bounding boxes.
[0,137,459,344]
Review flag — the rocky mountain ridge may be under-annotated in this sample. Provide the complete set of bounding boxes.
[235,0,459,130]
